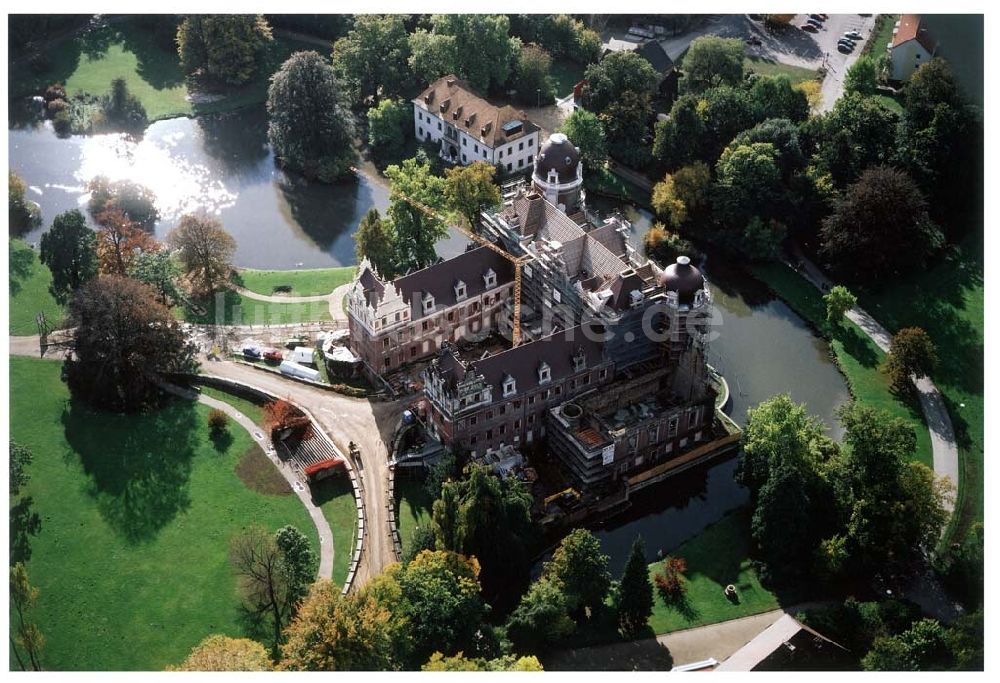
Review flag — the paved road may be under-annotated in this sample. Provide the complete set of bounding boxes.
[807,14,879,111]
[788,247,959,508]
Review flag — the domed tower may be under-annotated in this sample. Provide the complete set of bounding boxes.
[658,255,711,365]
[532,133,584,213]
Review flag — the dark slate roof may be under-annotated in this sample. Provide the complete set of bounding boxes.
[658,255,705,304]
[608,271,647,310]
[393,246,514,310]
[466,325,606,397]
[357,267,386,307]
[534,133,581,184]
[637,41,675,75]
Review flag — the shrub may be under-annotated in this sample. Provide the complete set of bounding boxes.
[52,109,73,136]
[653,556,687,603]
[44,83,67,103]
[207,408,229,433]
[46,98,68,115]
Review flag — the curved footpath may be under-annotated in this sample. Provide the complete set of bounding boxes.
[232,285,331,304]
[788,248,960,511]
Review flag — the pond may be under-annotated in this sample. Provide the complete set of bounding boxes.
[9,105,397,269]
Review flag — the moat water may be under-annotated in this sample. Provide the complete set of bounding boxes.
[9,105,851,570]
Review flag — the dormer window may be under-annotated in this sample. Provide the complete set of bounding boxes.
[503,375,516,397]
[422,293,435,314]
[630,290,644,308]
[483,268,497,289]
[572,349,586,372]
[538,362,551,385]
[454,280,467,301]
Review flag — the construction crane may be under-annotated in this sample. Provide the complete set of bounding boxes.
[350,167,532,346]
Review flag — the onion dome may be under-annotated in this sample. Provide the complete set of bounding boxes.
[659,256,705,304]
[534,133,580,183]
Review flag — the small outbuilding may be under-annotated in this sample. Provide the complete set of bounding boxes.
[888,14,938,81]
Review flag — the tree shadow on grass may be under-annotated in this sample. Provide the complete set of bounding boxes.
[117,22,187,91]
[62,397,199,544]
[832,323,880,369]
[8,242,36,296]
[10,496,42,564]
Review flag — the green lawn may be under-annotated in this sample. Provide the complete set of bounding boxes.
[9,19,322,121]
[8,357,317,671]
[744,57,819,85]
[181,289,332,325]
[550,57,586,97]
[857,231,984,537]
[865,14,900,56]
[753,263,932,467]
[395,478,434,555]
[9,239,65,336]
[647,509,781,634]
[197,385,266,425]
[874,93,904,114]
[236,266,356,297]
[311,477,359,589]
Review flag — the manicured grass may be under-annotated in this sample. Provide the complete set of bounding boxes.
[182,289,332,325]
[311,477,358,589]
[237,267,357,297]
[753,262,932,467]
[8,357,317,671]
[647,509,780,634]
[197,385,266,425]
[874,93,904,114]
[9,19,322,121]
[550,57,587,97]
[857,231,984,537]
[744,57,819,85]
[8,239,65,335]
[395,478,434,555]
[866,14,900,56]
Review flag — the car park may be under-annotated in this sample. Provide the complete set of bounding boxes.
[844,30,862,40]
[838,38,856,47]
[838,43,853,53]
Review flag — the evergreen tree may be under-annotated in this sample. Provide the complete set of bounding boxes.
[616,536,653,637]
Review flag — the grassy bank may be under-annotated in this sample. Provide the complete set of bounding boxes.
[647,509,780,634]
[8,357,317,670]
[857,232,984,536]
[395,478,434,556]
[866,14,900,57]
[312,477,359,589]
[236,266,356,297]
[9,239,65,335]
[9,18,321,121]
[744,57,819,85]
[752,262,933,467]
[197,385,266,425]
[182,289,332,325]
[585,165,651,206]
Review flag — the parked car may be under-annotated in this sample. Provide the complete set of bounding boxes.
[809,14,824,22]
[838,43,853,53]
[263,348,284,363]
[818,14,829,20]
[800,24,818,33]
[284,336,308,349]
[838,38,857,48]
[242,346,261,360]
[807,18,823,28]
[844,30,862,40]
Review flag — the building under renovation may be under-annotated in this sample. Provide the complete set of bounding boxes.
[348,133,727,491]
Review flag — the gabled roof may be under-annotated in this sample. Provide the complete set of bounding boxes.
[414,75,539,149]
[637,40,674,75]
[393,245,514,309]
[893,14,937,53]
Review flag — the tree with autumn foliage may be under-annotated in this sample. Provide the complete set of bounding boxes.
[263,399,313,441]
[94,208,160,275]
[170,635,272,671]
[653,556,688,604]
[444,161,501,229]
[167,213,237,296]
[422,652,544,671]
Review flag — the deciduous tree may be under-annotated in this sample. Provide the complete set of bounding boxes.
[844,55,881,97]
[542,528,611,619]
[171,635,272,671]
[367,99,410,164]
[559,109,607,169]
[10,563,44,671]
[750,75,810,122]
[426,14,520,92]
[884,327,938,393]
[87,176,159,229]
[354,208,397,279]
[167,214,236,296]
[823,285,857,325]
[384,156,448,273]
[274,525,315,604]
[94,209,160,276]
[177,14,273,85]
[422,652,543,671]
[332,15,411,104]
[127,249,184,305]
[583,50,658,115]
[10,440,32,496]
[505,576,574,653]
[511,43,554,106]
[444,161,501,229]
[39,209,98,304]
[9,171,41,236]
[679,36,745,94]
[230,526,295,654]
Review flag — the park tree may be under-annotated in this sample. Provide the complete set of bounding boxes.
[905,57,963,129]
[599,90,654,168]
[94,210,160,275]
[741,216,786,261]
[177,14,273,86]
[267,51,357,183]
[87,176,159,229]
[819,166,943,284]
[423,652,544,671]
[425,14,520,92]
[103,78,148,132]
[39,209,98,304]
[543,528,611,619]
[274,525,315,604]
[10,440,32,496]
[171,635,272,671]
[713,142,783,229]
[511,43,554,106]
[795,79,822,113]
[66,276,196,410]
[823,285,857,325]
[9,171,41,235]
[397,550,488,664]
[229,526,297,654]
[699,85,761,162]
[167,214,237,296]
[679,36,745,94]
[652,174,687,228]
[731,118,805,179]
[432,464,533,596]
[280,580,408,671]
[643,224,698,265]
[384,156,448,273]
[653,556,688,604]
[844,55,881,97]
[407,29,459,86]
[504,577,575,654]
[750,75,810,122]
[509,14,600,65]
[862,619,951,671]
[583,50,658,115]
[651,162,710,229]
[10,563,44,671]
[444,162,501,229]
[814,94,899,186]
[617,536,653,637]
[367,99,410,164]
[332,15,411,104]
[128,250,184,306]
[884,327,938,393]
[354,208,397,279]
[559,109,607,169]
[652,95,706,169]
